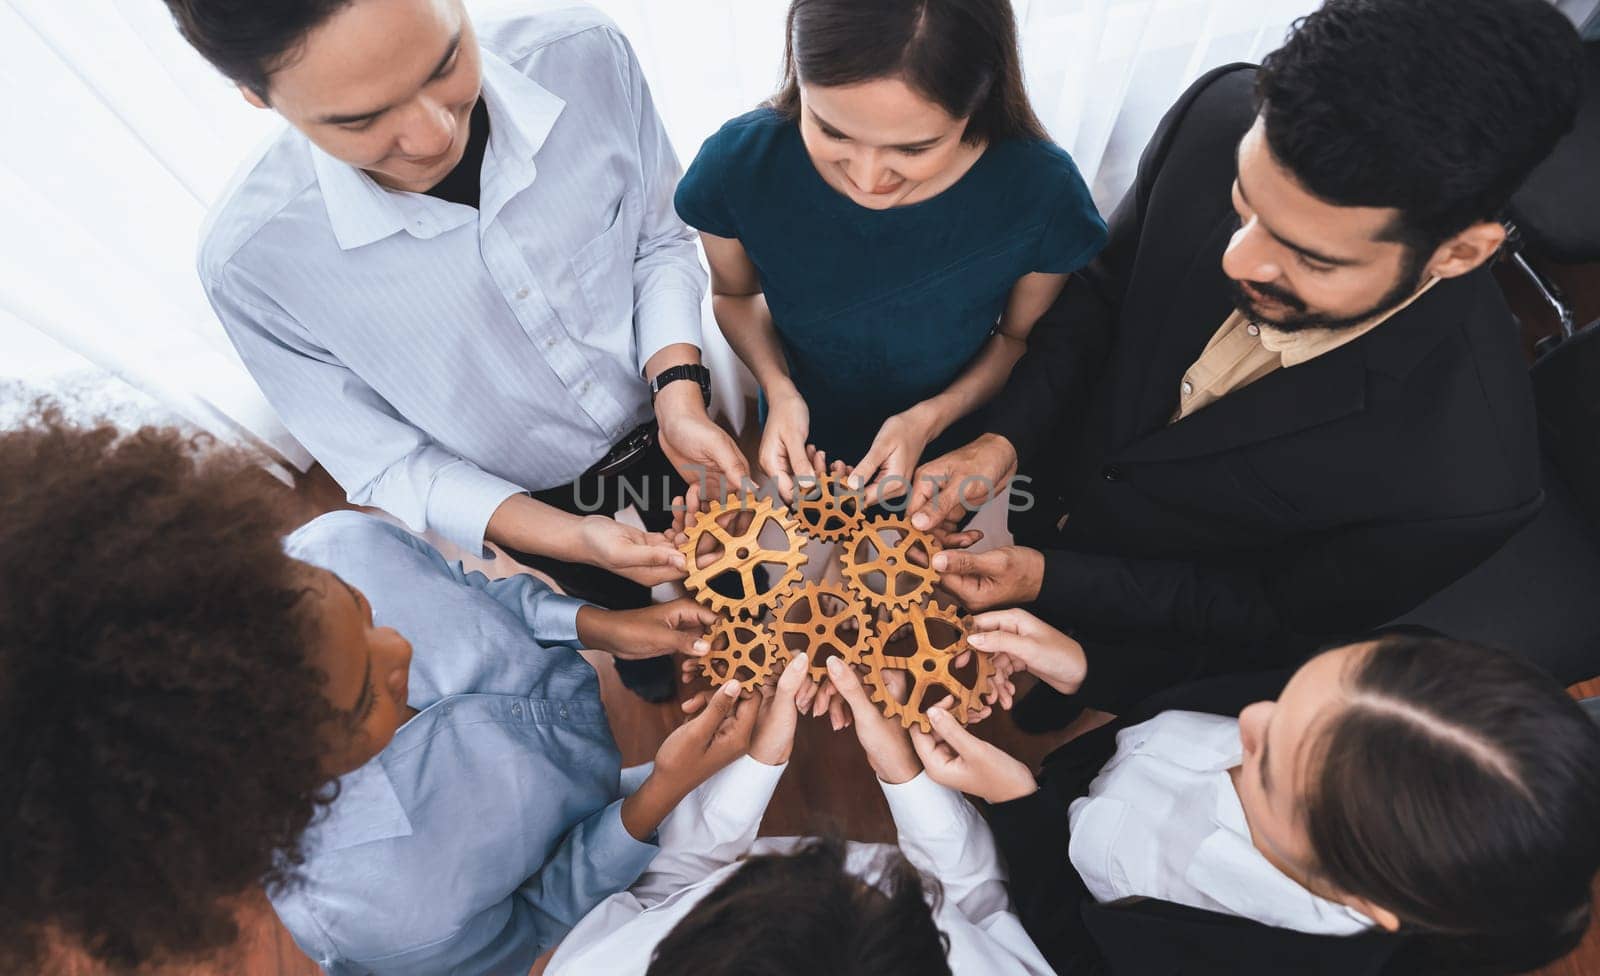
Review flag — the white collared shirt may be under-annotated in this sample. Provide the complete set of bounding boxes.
[546,756,1058,975]
[199,7,706,553]
[1068,711,1374,936]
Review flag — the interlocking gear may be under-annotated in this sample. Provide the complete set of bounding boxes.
[792,475,866,542]
[840,515,942,611]
[861,602,992,732]
[699,617,787,692]
[680,494,809,619]
[767,581,876,681]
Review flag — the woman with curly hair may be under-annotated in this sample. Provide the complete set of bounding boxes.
[0,408,757,975]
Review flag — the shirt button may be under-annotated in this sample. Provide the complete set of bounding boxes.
[545,336,559,349]
[515,286,530,300]
[1102,465,1124,482]
[1247,324,1261,337]
[512,703,523,717]
[559,706,570,719]
[1181,380,1195,397]
[579,380,592,395]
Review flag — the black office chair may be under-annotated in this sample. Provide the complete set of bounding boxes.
[1500,38,1600,350]
[1395,38,1600,685]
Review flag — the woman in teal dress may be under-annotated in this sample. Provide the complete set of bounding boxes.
[676,0,1107,507]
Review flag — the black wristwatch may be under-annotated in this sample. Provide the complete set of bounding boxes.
[649,363,712,407]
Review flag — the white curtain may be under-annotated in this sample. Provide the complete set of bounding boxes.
[1,0,1319,468]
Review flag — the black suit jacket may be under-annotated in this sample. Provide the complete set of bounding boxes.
[985,66,1542,709]
[982,671,1405,976]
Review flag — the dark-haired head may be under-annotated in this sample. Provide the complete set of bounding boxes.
[769,0,1047,210]
[0,407,410,971]
[646,836,953,976]
[1234,634,1600,974]
[161,0,484,194]
[1224,0,1583,332]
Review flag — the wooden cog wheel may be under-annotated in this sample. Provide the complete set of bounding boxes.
[680,494,809,619]
[792,475,865,542]
[766,581,876,682]
[699,617,787,692]
[861,602,992,733]
[840,515,942,611]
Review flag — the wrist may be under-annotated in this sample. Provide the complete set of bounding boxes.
[654,380,708,425]
[1022,546,1047,602]
[765,377,802,404]
[575,605,612,653]
[903,399,948,440]
[983,776,1040,805]
[621,771,692,841]
[871,751,922,786]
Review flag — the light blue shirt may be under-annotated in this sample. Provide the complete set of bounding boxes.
[273,511,657,975]
[200,7,708,554]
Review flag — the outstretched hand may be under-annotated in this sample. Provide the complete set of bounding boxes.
[911,704,1037,804]
[826,656,921,784]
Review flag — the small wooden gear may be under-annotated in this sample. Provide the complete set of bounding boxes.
[861,602,992,732]
[840,515,942,611]
[680,494,809,619]
[766,581,876,681]
[792,475,866,542]
[699,617,787,692]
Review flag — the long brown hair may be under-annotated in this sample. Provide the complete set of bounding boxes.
[1306,634,1600,974]
[768,0,1048,145]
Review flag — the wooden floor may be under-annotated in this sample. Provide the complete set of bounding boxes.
[58,253,1600,976]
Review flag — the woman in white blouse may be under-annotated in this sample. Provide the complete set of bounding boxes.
[924,613,1600,975]
[545,651,1055,976]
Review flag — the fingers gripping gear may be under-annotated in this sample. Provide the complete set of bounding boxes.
[700,617,787,692]
[862,603,993,733]
[841,515,942,611]
[680,494,809,619]
[767,581,876,682]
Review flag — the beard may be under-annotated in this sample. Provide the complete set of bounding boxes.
[1229,248,1431,333]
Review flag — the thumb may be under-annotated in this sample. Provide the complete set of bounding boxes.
[824,655,872,711]
[688,680,741,737]
[931,548,982,576]
[926,705,983,756]
[964,629,1035,664]
[774,652,809,704]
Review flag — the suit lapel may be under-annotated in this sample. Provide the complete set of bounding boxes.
[1119,342,1367,465]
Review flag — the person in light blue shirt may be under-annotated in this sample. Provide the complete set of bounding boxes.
[0,411,758,975]
[272,511,757,975]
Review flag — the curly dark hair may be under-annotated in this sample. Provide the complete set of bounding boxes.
[646,835,953,976]
[0,405,338,972]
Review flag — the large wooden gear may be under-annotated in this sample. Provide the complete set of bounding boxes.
[680,494,809,619]
[767,581,876,681]
[861,602,992,732]
[840,515,942,611]
[792,475,865,542]
[699,617,787,692]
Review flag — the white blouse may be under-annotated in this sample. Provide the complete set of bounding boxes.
[546,756,1056,975]
[1068,711,1374,936]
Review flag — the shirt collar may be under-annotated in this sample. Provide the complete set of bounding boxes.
[1259,276,1442,368]
[302,753,414,854]
[308,47,565,250]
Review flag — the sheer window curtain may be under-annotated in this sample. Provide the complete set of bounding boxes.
[1,0,1318,471]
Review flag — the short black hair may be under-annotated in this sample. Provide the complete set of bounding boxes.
[646,836,953,976]
[161,0,354,99]
[1256,0,1584,251]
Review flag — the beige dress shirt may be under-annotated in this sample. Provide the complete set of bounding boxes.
[1173,278,1439,422]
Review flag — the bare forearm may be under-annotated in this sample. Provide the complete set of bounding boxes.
[712,293,797,397]
[913,332,1029,438]
[485,494,589,562]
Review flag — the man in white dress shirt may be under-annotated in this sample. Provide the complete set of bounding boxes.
[164,0,750,699]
